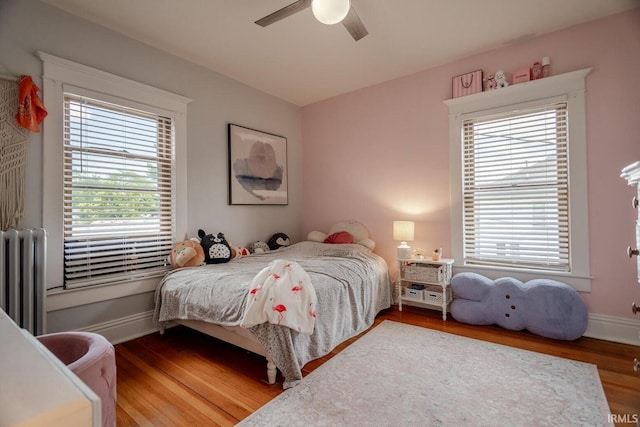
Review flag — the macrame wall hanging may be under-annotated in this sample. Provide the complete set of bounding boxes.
[0,72,48,231]
[0,75,28,231]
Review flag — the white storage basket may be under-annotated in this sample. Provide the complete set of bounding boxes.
[404,287,424,300]
[422,284,452,305]
[401,262,451,284]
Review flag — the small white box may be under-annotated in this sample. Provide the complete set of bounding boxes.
[423,289,443,304]
[422,285,452,305]
[405,288,423,300]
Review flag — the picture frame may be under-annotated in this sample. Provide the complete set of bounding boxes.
[228,124,288,205]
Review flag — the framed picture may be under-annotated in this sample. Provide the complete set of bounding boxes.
[228,124,288,205]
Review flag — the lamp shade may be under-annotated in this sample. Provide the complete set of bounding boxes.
[393,221,415,242]
[311,0,351,25]
[393,221,414,259]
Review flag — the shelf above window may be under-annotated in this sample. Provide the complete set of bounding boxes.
[444,68,592,115]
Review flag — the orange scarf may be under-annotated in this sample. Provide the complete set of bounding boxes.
[16,75,47,132]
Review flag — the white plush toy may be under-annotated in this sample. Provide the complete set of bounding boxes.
[495,69,509,88]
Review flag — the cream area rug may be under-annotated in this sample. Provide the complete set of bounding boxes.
[238,320,611,427]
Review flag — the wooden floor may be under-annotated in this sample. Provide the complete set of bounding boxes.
[115,306,640,426]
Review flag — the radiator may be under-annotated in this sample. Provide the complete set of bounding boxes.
[0,228,47,335]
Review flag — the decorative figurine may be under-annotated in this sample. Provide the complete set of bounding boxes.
[485,74,497,90]
[495,70,509,88]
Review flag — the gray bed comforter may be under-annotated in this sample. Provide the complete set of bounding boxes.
[153,241,392,388]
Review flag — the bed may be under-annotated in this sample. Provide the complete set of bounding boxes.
[153,230,392,388]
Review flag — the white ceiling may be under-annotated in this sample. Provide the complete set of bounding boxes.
[41,0,638,106]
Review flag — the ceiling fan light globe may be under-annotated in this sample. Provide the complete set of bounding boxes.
[311,0,351,25]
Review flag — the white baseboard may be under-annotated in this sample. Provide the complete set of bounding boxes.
[584,313,640,346]
[79,309,640,347]
[79,310,159,345]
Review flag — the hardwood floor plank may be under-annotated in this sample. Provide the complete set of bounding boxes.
[117,346,238,426]
[121,337,276,419]
[116,306,640,425]
[115,395,140,427]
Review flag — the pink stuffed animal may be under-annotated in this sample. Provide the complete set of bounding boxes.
[485,74,496,90]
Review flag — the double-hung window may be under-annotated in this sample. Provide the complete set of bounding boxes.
[462,102,569,272]
[62,93,174,288]
[445,69,591,291]
[41,52,190,303]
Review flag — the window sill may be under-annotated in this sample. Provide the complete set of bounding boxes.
[452,264,592,293]
[47,276,160,312]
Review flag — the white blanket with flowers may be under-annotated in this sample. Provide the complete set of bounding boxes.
[240,259,317,334]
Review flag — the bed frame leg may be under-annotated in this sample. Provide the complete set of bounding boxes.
[266,355,277,384]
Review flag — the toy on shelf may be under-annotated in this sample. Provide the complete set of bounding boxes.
[495,70,509,88]
[484,74,497,90]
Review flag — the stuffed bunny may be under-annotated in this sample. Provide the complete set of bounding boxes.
[450,272,587,340]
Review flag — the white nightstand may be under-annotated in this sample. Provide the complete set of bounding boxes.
[397,258,454,320]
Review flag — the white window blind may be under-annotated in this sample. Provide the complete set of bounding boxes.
[63,93,175,288]
[462,102,569,272]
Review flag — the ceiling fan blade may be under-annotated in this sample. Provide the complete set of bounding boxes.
[342,6,368,41]
[255,0,312,27]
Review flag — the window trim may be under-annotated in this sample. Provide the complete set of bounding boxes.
[444,68,592,292]
[40,52,192,309]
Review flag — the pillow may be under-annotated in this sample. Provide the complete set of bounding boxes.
[323,231,354,244]
[307,230,327,243]
[308,221,376,250]
[357,238,375,251]
[328,221,369,244]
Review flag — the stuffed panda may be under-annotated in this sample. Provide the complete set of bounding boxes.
[198,229,232,264]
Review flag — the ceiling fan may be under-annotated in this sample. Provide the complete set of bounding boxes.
[255,0,368,41]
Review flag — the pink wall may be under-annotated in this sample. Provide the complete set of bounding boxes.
[301,9,640,319]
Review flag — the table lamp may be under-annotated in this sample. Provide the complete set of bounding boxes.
[393,221,414,259]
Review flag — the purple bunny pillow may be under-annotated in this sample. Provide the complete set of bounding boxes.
[450,272,588,341]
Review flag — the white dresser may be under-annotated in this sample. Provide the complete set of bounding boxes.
[0,310,100,427]
[621,161,640,374]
